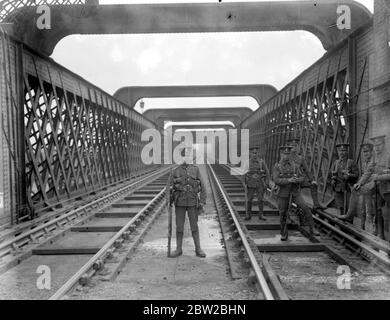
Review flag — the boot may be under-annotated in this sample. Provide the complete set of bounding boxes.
[378,215,385,240]
[245,201,252,221]
[311,186,326,211]
[306,211,320,236]
[169,232,183,258]
[192,231,206,258]
[338,213,354,223]
[280,214,288,241]
[313,203,326,211]
[258,200,267,221]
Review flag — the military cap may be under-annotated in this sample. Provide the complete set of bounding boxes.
[370,135,386,145]
[249,146,259,151]
[336,143,350,149]
[361,140,374,151]
[279,145,293,154]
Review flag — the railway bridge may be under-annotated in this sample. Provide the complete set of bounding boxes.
[0,0,390,302]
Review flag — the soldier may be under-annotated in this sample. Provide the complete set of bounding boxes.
[288,138,326,211]
[370,135,390,240]
[273,146,320,241]
[338,141,376,230]
[167,147,207,258]
[244,147,270,221]
[331,144,359,216]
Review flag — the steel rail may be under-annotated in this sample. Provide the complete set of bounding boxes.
[0,166,159,240]
[207,164,275,300]
[49,187,167,300]
[0,166,170,258]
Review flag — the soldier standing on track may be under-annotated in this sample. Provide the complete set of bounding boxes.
[273,146,320,241]
[288,138,326,211]
[244,147,270,221]
[167,147,207,258]
[338,141,376,231]
[370,135,390,241]
[331,144,359,216]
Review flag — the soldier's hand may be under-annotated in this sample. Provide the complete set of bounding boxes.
[353,183,361,190]
[311,180,318,186]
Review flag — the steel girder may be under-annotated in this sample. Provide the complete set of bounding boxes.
[1,34,158,222]
[241,24,372,198]
[0,0,86,22]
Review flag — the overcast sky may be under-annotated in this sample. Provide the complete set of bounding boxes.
[51,0,374,115]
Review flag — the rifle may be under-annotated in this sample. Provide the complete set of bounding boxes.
[167,195,172,258]
[167,167,174,258]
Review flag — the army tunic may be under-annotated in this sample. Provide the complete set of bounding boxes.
[167,163,207,233]
[244,157,270,218]
[290,152,322,208]
[331,158,359,215]
[372,152,390,241]
[273,159,315,239]
[290,153,314,183]
[343,157,376,227]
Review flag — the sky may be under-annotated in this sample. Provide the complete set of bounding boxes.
[51,0,374,115]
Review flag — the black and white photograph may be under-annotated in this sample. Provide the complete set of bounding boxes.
[0,0,389,307]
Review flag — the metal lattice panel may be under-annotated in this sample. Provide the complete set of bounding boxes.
[3,38,158,215]
[0,0,86,22]
[240,26,374,199]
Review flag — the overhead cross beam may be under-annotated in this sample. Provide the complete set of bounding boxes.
[3,1,372,55]
[114,85,277,110]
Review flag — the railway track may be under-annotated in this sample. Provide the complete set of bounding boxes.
[0,166,171,300]
[208,164,390,300]
[1,163,389,300]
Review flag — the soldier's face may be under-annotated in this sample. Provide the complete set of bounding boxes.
[250,150,258,158]
[362,149,372,161]
[374,141,385,155]
[338,149,347,159]
[290,142,299,152]
[179,148,194,164]
[281,153,289,161]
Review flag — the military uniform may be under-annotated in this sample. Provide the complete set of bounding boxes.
[370,135,390,241]
[339,142,375,230]
[288,138,324,210]
[331,144,359,216]
[244,151,270,221]
[167,162,207,257]
[273,146,319,241]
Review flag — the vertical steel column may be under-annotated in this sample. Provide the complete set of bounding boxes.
[348,37,357,159]
[16,43,28,222]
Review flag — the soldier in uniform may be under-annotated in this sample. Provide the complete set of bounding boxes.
[370,135,390,240]
[338,141,376,230]
[244,147,270,221]
[273,146,320,241]
[167,147,207,258]
[331,144,359,216]
[288,138,325,211]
